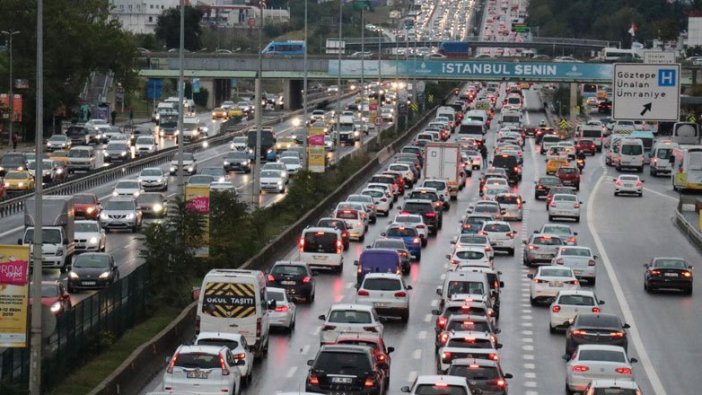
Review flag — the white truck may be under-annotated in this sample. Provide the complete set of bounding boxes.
[337,115,356,146]
[20,196,75,272]
[423,143,463,200]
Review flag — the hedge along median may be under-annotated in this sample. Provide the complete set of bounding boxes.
[87,90,451,395]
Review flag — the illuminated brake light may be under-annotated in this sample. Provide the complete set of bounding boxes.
[489,353,499,361]
[442,351,452,362]
[267,274,275,282]
[488,379,506,388]
[395,291,407,297]
[309,373,319,385]
[166,352,178,373]
[298,238,305,251]
[615,367,633,375]
[437,316,448,329]
[571,330,587,336]
[337,239,343,254]
[615,180,622,187]
[440,332,449,344]
[302,276,312,283]
[219,353,230,376]
[275,305,289,313]
[610,331,625,338]
[358,289,369,296]
[552,305,561,312]
[592,307,601,313]
[364,377,376,387]
[572,365,589,372]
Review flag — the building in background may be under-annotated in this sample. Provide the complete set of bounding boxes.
[688,17,702,47]
[109,0,188,34]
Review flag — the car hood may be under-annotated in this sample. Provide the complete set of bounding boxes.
[72,267,110,278]
[75,231,101,239]
[171,159,194,165]
[260,176,283,183]
[114,188,139,194]
[138,176,163,182]
[103,209,135,216]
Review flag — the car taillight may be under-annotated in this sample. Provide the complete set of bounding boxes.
[358,289,369,296]
[267,274,275,282]
[363,326,378,332]
[166,352,178,373]
[507,232,514,239]
[395,291,407,297]
[416,224,426,229]
[488,353,499,361]
[440,332,449,344]
[413,237,421,244]
[342,231,348,238]
[302,276,312,283]
[309,373,320,385]
[298,237,305,251]
[574,203,581,208]
[425,212,436,217]
[528,245,539,250]
[572,365,589,372]
[549,202,556,207]
[322,325,336,330]
[219,353,230,376]
[437,316,448,329]
[275,305,289,312]
[636,181,642,187]
[337,239,343,254]
[610,331,625,338]
[615,180,622,187]
[592,307,601,313]
[571,330,587,336]
[566,280,579,285]
[615,367,633,375]
[364,377,376,387]
[588,260,596,266]
[552,305,561,312]
[256,318,262,337]
[488,379,506,388]
[649,270,661,276]
[535,279,548,284]
[442,351,452,362]
[234,352,246,360]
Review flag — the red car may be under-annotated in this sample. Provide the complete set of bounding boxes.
[575,139,597,156]
[39,281,72,316]
[73,193,101,219]
[556,166,581,190]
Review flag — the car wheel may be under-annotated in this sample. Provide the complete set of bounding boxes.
[575,216,580,223]
[335,262,344,274]
[132,226,138,233]
[307,289,315,303]
[359,234,365,242]
[589,277,596,286]
[644,282,650,292]
[565,383,574,395]
[575,184,580,191]
[415,253,422,262]
[289,315,296,333]
[614,191,619,196]
[530,296,537,306]
[638,192,643,197]
[344,242,350,251]
[421,238,427,247]
[549,324,557,334]
[548,215,553,221]
[401,309,410,323]
[685,286,693,295]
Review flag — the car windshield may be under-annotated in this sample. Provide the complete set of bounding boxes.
[201,168,225,177]
[559,167,577,174]
[559,294,595,306]
[578,349,626,363]
[540,177,560,186]
[104,200,135,210]
[387,227,417,237]
[73,254,110,269]
[75,222,100,232]
[233,137,247,144]
[280,157,299,165]
[227,152,248,160]
[116,181,139,189]
[540,268,572,277]
[423,181,446,190]
[621,144,642,155]
[363,278,402,291]
[182,153,195,161]
[140,169,162,176]
[4,172,27,179]
[136,137,153,144]
[174,352,221,369]
[448,281,484,296]
[189,175,214,184]
[263,163,285,171]
[413,384,468,395]
[271,265,307,276]
[48,135,66,142]
[41,284,60,298]
[534,236,563,245]
[328,310,372,324]
[448,365,499,379]
[24,229,62,244]
[107,144,128,151]
[69,149,91,158]
[260,170,281,178]
[653,259,687,269]
[562,248,591,257]
[303,232,338,253]
[314,351,372,373]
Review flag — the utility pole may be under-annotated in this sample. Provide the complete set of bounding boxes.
[29,1,43,393]
[253,3,264,207]
[176,0,186,197]
[2,30,20,148]
[302,0,308,170]
[360,8,365,140]
[376,27,381,139]
[335,0,343,154]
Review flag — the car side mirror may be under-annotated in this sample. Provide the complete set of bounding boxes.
[401,386,411,393]
[387,346,395,353]
[318,314,326,321]
[689,265,694,270]
[445,254,451,260]
[500,281,504,288]
[380,232,386,237]
[494,328,501,334]
[496,343,503,349]
[643,263,649,268]
[267,299,277,310]
[307,359,314,366]
[640,179,645,183]
[562,354,571,361]
[504,373,513,379]
[630,358,638,363]
[431,309,441,315]
[623,323,631,329]
[435,286,441,296]
[527,274,534,279]
[17,238,22,245]
[599,300,605,305]
[579,201,583,204]
[406,285,413,290]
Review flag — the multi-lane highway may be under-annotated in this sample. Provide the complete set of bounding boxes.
[134,86,701,395]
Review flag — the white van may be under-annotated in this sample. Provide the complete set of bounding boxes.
[616,138,645,172]
[464,110,488,127]
[196,269,271,357]
[650,142,678,176]
[577,125,604,152]
[299,227,344,272]
[436,106,457,130]
[436,271,491,308]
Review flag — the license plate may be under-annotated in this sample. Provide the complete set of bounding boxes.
[624,183,634,187]
[186,370,209,379]
[281,280,296,285]
[574,270,583,275]
[82,281,96,286]
[331,377,353,384]
[374,302,389,308]
[664,273,678,277]
[552,282,564,287]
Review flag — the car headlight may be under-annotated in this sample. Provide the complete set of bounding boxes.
[230,144,235,150]
[4,182,8,187]
[126,213,135,220]
[241,161,248,165]
[100,213,109,220]
[56,168,63,174]
[121,151,127,156]
[170,166,176,172]
[224,161,230,166]
[99,271,111,279]
[133,191,140,197]
[88,237,99,245]
[277,181,283,186]
[112,191,118,196]
[50,301,62,314]
[18,182,24,187]
[187,166,194,172]
[153,203,163,212]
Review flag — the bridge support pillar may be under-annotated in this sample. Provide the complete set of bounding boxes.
[199,78,215,108]
[283,79,304,111]
[569,82,578,124]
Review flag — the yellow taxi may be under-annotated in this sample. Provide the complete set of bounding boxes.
[4,170,35,192]
[48,150,70,167]
[226,106,244,119]
[546,158,570,175]
[211,107,227,120]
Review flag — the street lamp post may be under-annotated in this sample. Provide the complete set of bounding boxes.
[335,0,342,154]
[2,30,20,149]
[360,8,365,140]
[176,0,186,197]
[302,0,308,170]
[252,3,264,207]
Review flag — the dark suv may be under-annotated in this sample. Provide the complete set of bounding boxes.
[534,176,562,199]
[306,345,386,395]
[492,154,521,184]
[565,313,630,354]
[401,199,441,235]
[267,261,316,303]
[317,217,350,250]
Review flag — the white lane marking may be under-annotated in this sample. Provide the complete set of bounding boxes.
[525,382,538,388]
[286,366,297,378]
[524,372,536,379]
[524,362,536,369]
[521,330,534,336]
[642,186,677,202]
[313,326,321,335]
[346,282,354,289]
[522,337,534,343]
[408,371,417,383]
[424,314,432,323]
[521,322,533,327]
[430,299,438,307]
[301,344,310,355]
[523,354,535,360]
[587,174,668,395]
[417,330,427,340]
[412,349,422,359]
[521,315,532,320]
[521,345,534,351]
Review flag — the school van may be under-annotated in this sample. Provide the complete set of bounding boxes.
[196,269,271,357]
[616,138,645,172]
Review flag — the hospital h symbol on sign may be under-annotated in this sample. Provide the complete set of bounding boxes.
[658,69,676,87]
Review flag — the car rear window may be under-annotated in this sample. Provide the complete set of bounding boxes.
[540,177,561,186]
[540,268,572,277]
[448,365,499,379]
[543,136,560,143]
[653,259,687,269]
[271,265,307,276]
[576,315,621,328]
[447,337,493,348]
[373,240,405,249]
[558,167,577,174]
[410,191,439,201]
[404,202,433,213]
[328,310,372,324]
[559,295,595,306]
[315,351,371,373]
[447,319,490,332]
[590,389,638,395]
[303,232,338,253]
[578,349,626,363]
[455,250,485,260]
[496,195,519,204]
[362,278,402,291]
[534,236,563,245]
[492,155,518,168]
[554,195,577,202]
[370,175,393,184]
[318,219,346,230]
[414,384,468,395]
[483,223,510,232]
[447,281,485,296]
[387,227,417,237]
[474,206,498,214]
[336,210,359,220]
[561,248,591,257]
[196,338,240,350]
[423,181,447,190]
[174,352,221,369]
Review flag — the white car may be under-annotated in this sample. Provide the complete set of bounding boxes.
[267,287,296,332]
[401,375,474,394]
[548,194,582,222]
[583,379,643,395]
[451,234,494,259]
[387,162,415,185]
[318,304,383,344]
[553,246,598,284]
[463,149,482,170]
[261,162,289,184]
[480,221,516,255]
[170,152,197,175]
[467,200,503,221]
[564,345,637,394]
[614,175,643,196]
[355,273,411,322]
[74,220,106,252]
[482,184,510,201]
[259,169,286,193]
[138,167,168,192]
[366,182,394,201]
[279,156,302,174]
[528,265,580,305]
[447,246,492,270]
[135,136,157,156]
[436,331,501,373]
[549,290,604,333]
[162,345,243,395]
[333,208,367,241]
[392,213,428,245]
[230,136,248,151]
[112,180,143,198]
[539,223,578,245]
[193,332,254,386]
[361,188,392,216]
[210,181,236,193]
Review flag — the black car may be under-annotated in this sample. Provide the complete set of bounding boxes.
[136,193,167,218]
[534,176,562,199]
[67,252,119,293]
[66,125,89,145]
[644,257,694,294]
[223,151,252,173]
[598,99,612,114]
[267,261,316,303]
[317,217,350,250]
[447,358,513,395]
[402,199,441,235]
[0,153,27,177]
[523,124,540,137]
[491,154,521,184]
[565,313,630,354]
[306,345,386,395]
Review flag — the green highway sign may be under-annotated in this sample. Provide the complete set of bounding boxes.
[511,23,530,33]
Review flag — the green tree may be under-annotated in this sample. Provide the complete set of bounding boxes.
[155,6,204,51]
[208,191,254,270]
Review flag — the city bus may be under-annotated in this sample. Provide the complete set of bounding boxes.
[672,145,702,191]
[599,47,642,62]
[261,40,305,56]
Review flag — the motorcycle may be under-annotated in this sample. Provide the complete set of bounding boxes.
[576,158,585,172]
